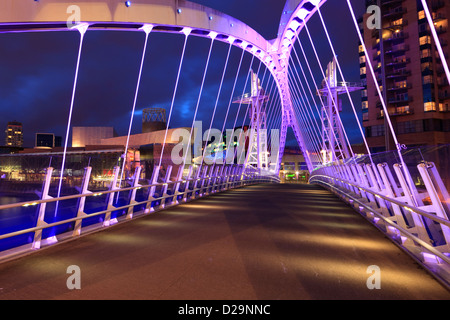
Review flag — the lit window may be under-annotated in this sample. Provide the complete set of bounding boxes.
[360,67,366,75]
[392,18,403,26]
[423,75,433,84]
[362,101,368,110]
[421,49,431,58]
[424,102,436,112]
[418,10,425,20]
[420,36,431,45]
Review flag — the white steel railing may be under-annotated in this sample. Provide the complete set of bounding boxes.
[0,164,279,262]
[310,159,450,289]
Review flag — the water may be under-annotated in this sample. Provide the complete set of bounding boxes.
[0,194,39,252]
[0,191,133,252]
[0,182,179,253]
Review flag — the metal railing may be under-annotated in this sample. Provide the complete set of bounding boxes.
[0,163,279,262]
[309,155,450,289]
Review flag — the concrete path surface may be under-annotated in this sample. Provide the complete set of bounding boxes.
[0,183,449,300]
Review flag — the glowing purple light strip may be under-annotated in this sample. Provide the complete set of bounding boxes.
[182,34,216,166]
[55,24,88,216]
[236,60,264,165]
[346,0,418,204]
[117,25,153,200]
[293,34,345,163]
[158,31,190,168]
[262,77,278,153]
[287,74,323,163]
[291,45,330,150]
[220,49,244,132]
[201,42,233,165]
[421,0,450,88]
[316,7,372,158]
[287,73,318,155]
[304,23,354,159]
[288,62,322,148]
[226,53,255,161]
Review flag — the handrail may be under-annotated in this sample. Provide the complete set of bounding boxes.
[310,174,450,228]
[0,169,279,255]
[311,178,450,266]
[0,173,275,212]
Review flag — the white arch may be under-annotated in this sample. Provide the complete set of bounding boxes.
[0,0,329,173]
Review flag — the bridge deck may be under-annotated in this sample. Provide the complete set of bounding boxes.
[0,183,449,300]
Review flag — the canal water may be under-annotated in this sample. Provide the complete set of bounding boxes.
[0,188,154,252]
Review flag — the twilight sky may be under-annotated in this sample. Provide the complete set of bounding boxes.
[0,0,366,148]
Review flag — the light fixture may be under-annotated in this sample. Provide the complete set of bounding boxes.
[125,1,131,7]
[177,8,182,14]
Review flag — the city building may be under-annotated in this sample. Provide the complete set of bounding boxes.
[72,126,116,147]
[5,121,23,147]
[142,107,167,133]
[35,133,62,148]
[360,0,450,152]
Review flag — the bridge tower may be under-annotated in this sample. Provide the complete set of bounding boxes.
[233,70,270,171]
[318,58,364,164]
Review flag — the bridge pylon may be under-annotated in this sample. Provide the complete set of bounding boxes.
[233,70,270,172]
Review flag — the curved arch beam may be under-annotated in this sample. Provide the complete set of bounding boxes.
[0,0,271,55]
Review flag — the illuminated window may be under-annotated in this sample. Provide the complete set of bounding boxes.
[362,101,368,110]
[423,75,433,84]
[359,56,366,64]
[392,18,403,26]
[424,102,436,111]
[421,49,431,58]
[359,45,364,53]
[418,10,425,20]
[420,36,431,45]
[360,66,366,75]
[395,80,407,88]
[396,105,410,114]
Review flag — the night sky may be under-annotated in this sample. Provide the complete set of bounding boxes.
[0,0,366,148]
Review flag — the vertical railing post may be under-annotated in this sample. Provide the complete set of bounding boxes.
[417,163,450,247]
[211,165,221,193]
[182,165,193,202]
[126,166,142,219]
[32,167,54,250]
[103,166,120,227]
[159,165,173,209]
[73,166,92,237]
[173,165,185,205]
[145,165,160,214]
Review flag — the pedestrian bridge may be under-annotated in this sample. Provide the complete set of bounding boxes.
[0,183,448,299]
[0,0,449,298]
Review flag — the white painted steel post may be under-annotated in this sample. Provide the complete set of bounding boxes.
[103,166,120,227]
[126,166,142,219]
[73,166,93,237]
[145,165,160,213]
[32,167,54,250]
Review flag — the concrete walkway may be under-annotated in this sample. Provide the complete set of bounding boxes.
[0,183,449,300]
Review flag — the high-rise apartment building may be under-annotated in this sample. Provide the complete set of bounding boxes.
[360,0,450,152]
[5,121,23,147]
